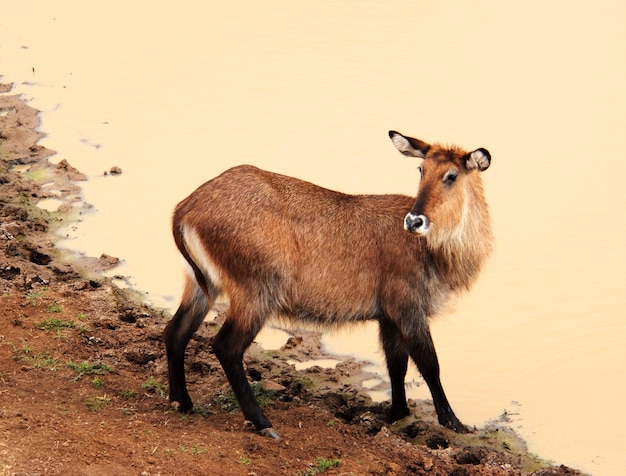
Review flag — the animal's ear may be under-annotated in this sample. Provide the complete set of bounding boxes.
[464,148,491,171]
[389,131,430,158]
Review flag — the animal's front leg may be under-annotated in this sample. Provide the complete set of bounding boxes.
[379,318,411,422]
[408,327,469,433]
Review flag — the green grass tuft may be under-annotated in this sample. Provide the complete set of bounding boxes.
[297,457,341,475]
[37,317,73,332]
[142,377,167,398]
[66,360,111,380]
[85,394,111,412]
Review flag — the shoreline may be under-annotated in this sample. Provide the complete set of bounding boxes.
[0,82,581,475]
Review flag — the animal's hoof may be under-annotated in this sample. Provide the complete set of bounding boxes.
[259,427,280,440]
[169,399,193,413]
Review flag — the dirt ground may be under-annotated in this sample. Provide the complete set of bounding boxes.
[0,84,582,475]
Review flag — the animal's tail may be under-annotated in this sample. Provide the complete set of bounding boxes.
[173,223,217,301]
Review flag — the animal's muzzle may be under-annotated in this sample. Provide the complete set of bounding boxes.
[404,212,430,235]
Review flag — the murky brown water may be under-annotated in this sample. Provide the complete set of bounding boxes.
[2,2,625,473]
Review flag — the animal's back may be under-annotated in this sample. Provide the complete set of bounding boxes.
[173,165,422,322]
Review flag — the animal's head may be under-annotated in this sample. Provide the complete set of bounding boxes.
[389,131,491,247]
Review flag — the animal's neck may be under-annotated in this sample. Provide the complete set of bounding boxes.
[426,185,493,293]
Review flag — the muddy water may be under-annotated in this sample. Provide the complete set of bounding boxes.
[2,2,625,473]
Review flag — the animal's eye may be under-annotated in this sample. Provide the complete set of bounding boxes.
[417,165,423,177]
[443,170,458,185]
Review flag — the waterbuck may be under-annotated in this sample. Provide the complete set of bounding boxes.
[164,131,493,438]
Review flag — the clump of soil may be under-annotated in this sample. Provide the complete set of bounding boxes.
[0,84,581,475]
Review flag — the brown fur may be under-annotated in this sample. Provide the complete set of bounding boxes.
[164,132,493,436]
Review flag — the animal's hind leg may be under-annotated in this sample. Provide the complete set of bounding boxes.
[408,325,468,433]
[164,277,211,412]
[379,318,411,422]
[212,308,278,438]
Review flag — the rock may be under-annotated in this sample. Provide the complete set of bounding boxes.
[261,380,286,392]
[2,221,23,237]
[106,166,122,176]
[56,159,87,181]
[281,336,303,350]
[98,253,120,268]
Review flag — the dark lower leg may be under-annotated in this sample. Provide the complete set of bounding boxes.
[164,288,210,412]
[212,320,272,432]
[409,328,468,433]
[379,319,410,421]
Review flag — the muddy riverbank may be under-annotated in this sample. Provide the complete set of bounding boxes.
[0,84,581,475]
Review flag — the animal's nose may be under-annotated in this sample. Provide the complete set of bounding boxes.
[404,213,430,235]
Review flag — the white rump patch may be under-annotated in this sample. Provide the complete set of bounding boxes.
[183,225,223,289]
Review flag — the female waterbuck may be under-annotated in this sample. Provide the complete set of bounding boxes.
[164,131,493,438]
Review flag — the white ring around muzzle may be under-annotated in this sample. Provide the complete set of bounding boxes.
[404,212,430,235]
